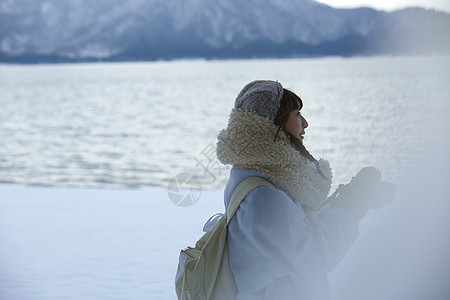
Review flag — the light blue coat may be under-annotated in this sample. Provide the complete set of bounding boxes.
[224,167,359,300]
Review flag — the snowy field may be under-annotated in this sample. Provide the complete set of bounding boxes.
[1,172,449,300]
[0,187,223,300]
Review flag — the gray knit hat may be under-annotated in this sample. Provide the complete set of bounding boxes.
[234,80,284,121]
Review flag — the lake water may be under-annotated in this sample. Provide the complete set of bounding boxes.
[1,56,449,191]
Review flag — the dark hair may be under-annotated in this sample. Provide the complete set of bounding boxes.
[274,89,303,133]
[273,88,317,164]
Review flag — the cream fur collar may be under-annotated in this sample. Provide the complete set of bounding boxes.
[216,109,332,211]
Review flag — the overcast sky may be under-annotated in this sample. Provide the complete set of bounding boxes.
[315,0,450,12]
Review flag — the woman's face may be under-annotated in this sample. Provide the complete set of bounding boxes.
[284,109,308,141]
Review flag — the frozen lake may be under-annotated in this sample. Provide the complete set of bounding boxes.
[1,56,449,190]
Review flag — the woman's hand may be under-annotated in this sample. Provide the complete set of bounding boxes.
[328,167,397,220]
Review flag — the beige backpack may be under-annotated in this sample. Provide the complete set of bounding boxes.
[175,176,275,300]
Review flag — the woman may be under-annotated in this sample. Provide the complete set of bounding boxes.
[216,80,391,300]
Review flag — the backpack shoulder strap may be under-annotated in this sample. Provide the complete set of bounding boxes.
[226,176,275,225]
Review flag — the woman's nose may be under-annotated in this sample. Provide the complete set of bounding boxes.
[302,116,308,129]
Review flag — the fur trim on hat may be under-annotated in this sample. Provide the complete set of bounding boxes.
[217,109,332,210]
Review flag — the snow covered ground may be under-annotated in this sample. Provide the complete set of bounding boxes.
[0,187,223,299]
[1,178,449,300]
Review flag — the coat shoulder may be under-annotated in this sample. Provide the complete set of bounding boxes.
[243,185,306,221]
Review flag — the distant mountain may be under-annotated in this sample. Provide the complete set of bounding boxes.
[1,0,449,63]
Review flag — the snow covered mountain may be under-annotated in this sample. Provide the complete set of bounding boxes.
[0,0,449,62]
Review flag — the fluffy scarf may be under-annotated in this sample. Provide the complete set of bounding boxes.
[216,109,332,211]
